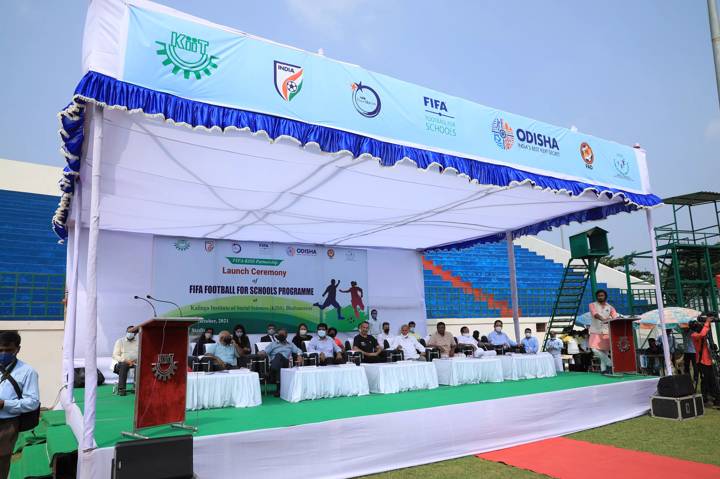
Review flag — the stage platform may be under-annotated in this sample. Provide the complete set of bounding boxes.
[12,373,659,479]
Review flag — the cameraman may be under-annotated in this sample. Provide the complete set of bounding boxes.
[689,315,720,408]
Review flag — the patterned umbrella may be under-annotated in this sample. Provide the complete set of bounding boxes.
[636,307,701,329]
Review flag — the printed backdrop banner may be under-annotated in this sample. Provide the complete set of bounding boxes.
[115,3,643,193]
[152,237,369,334]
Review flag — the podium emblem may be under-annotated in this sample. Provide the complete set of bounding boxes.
[616,336,631,353]
[152,353,179,381]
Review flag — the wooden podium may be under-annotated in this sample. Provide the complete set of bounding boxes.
[127,317,199,436]
[608,317,638,374]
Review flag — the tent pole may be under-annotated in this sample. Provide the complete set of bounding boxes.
[82,105,103,452]
[62,185,82,406]
[646,208,673,375]
[506,231,521,343]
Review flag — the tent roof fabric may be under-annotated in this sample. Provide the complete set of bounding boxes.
[51,0,662,251]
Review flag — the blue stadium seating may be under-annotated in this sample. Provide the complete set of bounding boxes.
[0,189,66,320]
[423,243,633,319]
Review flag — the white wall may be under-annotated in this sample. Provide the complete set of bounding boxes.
[0,158,62,196]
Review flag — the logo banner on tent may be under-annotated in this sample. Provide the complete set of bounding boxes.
[121,5,644,193]
[151,237,369,334]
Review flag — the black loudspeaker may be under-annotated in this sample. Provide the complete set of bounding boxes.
[73,368,105,388]
[656,374,694,398]
[651,394,704,421]
[112,435,193,479]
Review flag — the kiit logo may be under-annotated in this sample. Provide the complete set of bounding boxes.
[156,32,219,80]
[351,82,381,118]
[491,117,515,150]
[580,142,594,169]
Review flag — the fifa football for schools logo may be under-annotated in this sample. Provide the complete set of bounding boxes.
[156,32,219,80]
[274,61,304,101]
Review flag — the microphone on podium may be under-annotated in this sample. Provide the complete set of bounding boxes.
[134,295,158,317]
[147,295,184,317]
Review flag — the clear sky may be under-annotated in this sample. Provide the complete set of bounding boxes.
[1,0,718,259]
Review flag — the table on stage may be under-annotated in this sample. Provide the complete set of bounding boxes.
[362,361,439,394]
[280,364,370,403]
[433,357,504,386]
[497,352,556,380]
[186,370,262,410]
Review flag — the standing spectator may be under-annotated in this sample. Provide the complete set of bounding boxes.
[0,332,39,478]
[545,331,564,372]
[690,317,720,408]
[368,309,382,336]
[408,321,421,340]
[112,325,139,396]
[683,328,697,380]
[376,322,394,347]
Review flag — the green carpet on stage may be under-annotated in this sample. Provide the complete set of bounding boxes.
[9,372,651,479]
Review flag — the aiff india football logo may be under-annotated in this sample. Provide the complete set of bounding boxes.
[491,117,514,150]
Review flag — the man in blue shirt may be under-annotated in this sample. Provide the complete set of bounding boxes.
[0,331,39,477]
[261,328,304,396]
[204,331,241,370]
[307,323,343,365]
[487,320,517,350]
[520,328,539,354]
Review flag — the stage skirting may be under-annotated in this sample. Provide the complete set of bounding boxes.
[80,376,658,478]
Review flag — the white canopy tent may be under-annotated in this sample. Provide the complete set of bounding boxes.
[55,0,672,474]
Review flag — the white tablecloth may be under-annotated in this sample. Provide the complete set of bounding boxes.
[497,352,557,380]
[186,370,262,410]
[280,365,370,403]
[433,357,504,386]
[361,361,439,394]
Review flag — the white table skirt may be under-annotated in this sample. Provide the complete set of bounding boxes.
[433,358,504,386]
[280,365,370,403]
[186,370,262,410]
[497,352,557,380]
[361,361,439,394]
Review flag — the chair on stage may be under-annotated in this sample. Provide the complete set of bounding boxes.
[344,340,352,351]
[252,342,272,394]
[344,350,363,366]
[456,345,474,357]
[425,347,441,361]
[419,338,427,347]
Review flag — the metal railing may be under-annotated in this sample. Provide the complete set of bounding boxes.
[0,272,65,321]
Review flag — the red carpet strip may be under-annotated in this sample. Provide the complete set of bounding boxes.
[477,437,720,479]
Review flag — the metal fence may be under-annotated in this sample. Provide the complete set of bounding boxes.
[0,272,66,321]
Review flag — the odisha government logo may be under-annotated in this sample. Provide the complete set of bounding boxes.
[274,61,304,101]
[156,31,219,80]
[580,142,594,169]
[205,240,215,253]
[616,336,631,353]
[327,248,335,259]
[614,156,631,177]
[351,82,381,118]
[152,353,178,381]
[492,117,515,150]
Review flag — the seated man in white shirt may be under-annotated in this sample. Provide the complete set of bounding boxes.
[111,325,139,396]
[456,326,493,358]
[307,323,343,365]
[390,324,426,360]
[376,322,394,347]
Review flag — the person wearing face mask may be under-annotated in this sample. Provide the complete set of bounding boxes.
[0,331,39,478]
[487,320,517,351]
[376,322,394,347]
[545,331,564,371]
[427,322,455,358]
[307,323,343,365]
[261,324,278,343]
[327,327,343,348]
[231,325,252,367]
[292,323,313,352]
[408,321,421,340]
[112,325,139,396]
[390,324,426,360]
[192,327,216,357]
[456,326,487,358]
[520,328,539,354]
[260,328,304,396]
[204,331,242,370]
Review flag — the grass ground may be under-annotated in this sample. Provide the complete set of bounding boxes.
[360,408,720,478]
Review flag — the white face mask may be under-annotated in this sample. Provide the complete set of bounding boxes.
[204,332,212,339]
[462,333,470,337]
[318,330,327,338]
[495,327,502,333]
[402,333,409,338]
[525,333,532,338]
[409,327,415,332]
[299,329,308,335]
[126,332,136,340]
